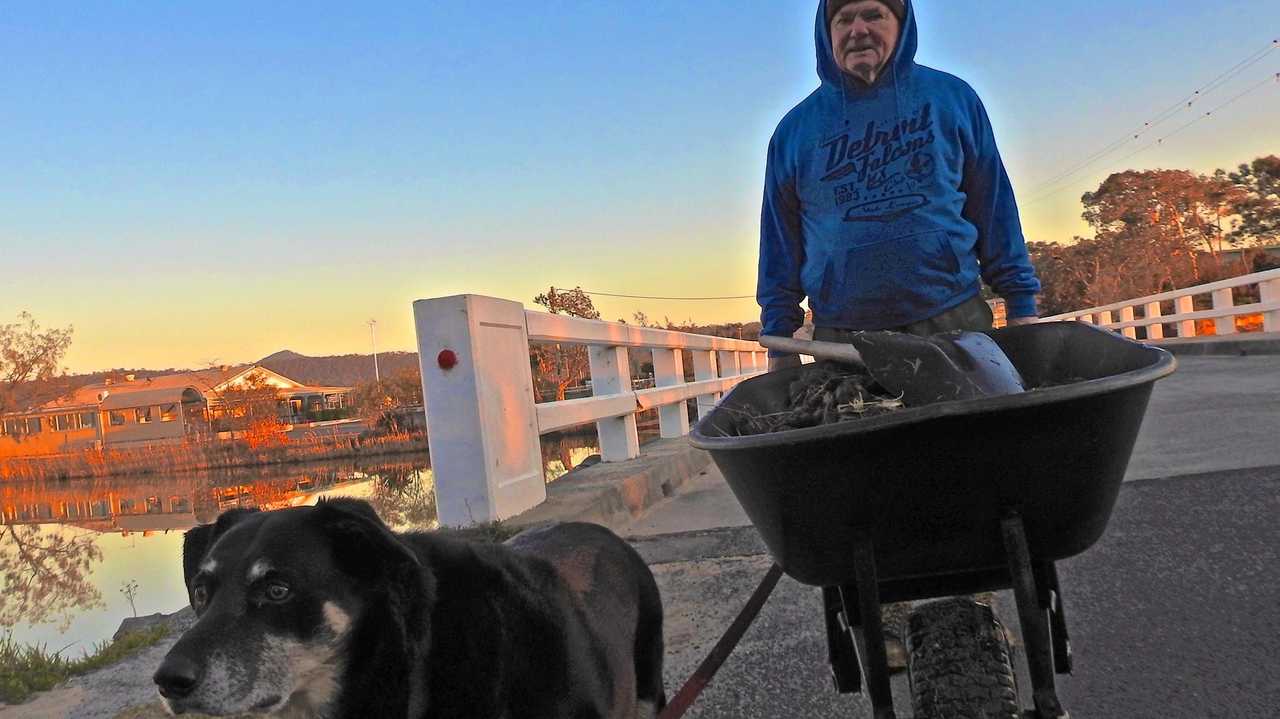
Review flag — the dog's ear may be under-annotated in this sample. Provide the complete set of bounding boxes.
[314,498,423,581]
[181,508,259,590]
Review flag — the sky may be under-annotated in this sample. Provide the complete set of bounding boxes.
[3,1,1277,373]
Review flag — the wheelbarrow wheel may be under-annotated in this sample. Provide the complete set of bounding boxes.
[907,597,1020,719]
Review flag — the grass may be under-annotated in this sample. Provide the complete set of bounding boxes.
[439,520,524,544]
[0,625,171,705]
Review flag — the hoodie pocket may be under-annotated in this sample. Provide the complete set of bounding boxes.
[839,230,961,310]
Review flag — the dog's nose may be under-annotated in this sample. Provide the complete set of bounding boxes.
[154,653,201,699]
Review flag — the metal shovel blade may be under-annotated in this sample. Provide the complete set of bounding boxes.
[845,330,1025,405]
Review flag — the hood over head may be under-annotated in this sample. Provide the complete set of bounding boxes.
[816,0,918,91]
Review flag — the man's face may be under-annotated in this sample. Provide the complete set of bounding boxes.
[830,1,901,84]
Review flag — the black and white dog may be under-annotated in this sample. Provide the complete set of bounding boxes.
[154,499,666,718]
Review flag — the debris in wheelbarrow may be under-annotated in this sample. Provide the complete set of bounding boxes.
[725,365,905,435]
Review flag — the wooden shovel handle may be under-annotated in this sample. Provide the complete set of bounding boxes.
[758,335,866,367]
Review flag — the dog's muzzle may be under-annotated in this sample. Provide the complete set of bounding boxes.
[154,652,201,702]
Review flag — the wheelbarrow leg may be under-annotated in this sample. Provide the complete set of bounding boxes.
[823,586,862,694]
[1002,514,1067,718]
[839,534,896,719]
[1035,561,1074,674]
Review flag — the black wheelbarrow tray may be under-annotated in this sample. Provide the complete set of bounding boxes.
[688,321,1176,718]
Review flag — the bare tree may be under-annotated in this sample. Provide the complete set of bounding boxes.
[0,312,74,414]
[531,287,600,402]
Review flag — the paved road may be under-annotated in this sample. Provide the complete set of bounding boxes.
[1125,355,1280,480]
[633,467,1279,718]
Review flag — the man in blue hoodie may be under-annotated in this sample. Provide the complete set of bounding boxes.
[760,0,1041,371]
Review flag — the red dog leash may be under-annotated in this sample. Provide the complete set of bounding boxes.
[657,564,785,719]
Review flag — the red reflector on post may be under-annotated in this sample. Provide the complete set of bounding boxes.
[437,349,458,370]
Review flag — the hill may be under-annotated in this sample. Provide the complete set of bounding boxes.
[257,350,420,387]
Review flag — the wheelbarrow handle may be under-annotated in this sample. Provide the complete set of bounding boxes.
[759,335,866,368]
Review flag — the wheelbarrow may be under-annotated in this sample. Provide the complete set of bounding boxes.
[688,321,1176,718]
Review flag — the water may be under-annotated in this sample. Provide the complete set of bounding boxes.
[0,432,601,655]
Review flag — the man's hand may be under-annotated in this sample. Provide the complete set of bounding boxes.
[1006,316,1039,327]
[768,354,802,372]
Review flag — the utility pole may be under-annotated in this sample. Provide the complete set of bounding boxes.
[368,319,381,383]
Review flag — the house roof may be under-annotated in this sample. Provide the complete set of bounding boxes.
[38,366,248,411]
[99,386,203,411]
[20,365,352,416]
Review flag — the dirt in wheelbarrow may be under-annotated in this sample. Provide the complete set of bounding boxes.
[727,365,906,435]
[725,364,1088,436]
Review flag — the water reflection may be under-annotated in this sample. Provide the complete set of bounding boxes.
[0,430,601,651]
[0,524,104,632]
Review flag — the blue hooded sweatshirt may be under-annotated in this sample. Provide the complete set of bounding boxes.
[758,0,1041,342]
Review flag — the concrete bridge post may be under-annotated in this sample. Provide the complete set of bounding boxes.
[1175,296,1196,337]
[1144,301,1164,340]
[589,345,641,462]
[653,349,690,439]
[1212,289,1237,335]
[692,350,720,421]
[1262,278,1280,333]
[412,295,547,526]
[1119,306,1137,339]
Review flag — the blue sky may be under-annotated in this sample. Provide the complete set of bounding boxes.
[3,1,1276,371]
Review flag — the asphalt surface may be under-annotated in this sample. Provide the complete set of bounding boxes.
[1123,355,1280,480]
[634,467,1279,718]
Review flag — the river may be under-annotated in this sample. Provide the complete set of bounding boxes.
[0,431,602,655]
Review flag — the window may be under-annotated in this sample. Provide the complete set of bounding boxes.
[80,412,97,429]
[26,418,41,434]
[3,419,19,436]
[53,414,74,432]
[109,411,126,426]
[136,407,153,424]
[160,404,178,422]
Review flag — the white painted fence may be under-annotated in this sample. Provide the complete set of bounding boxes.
[413,295,766,526]
[1041,268,1280,340]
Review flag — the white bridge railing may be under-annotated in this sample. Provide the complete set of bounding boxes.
[1041,268,1280,340]
[413,295,766,526]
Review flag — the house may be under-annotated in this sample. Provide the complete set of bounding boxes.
[0,366,353,458]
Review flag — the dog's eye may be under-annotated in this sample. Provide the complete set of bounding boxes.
[265,582,291,602]
[191,585,209,610]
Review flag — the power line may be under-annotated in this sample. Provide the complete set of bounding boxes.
[557,287,755,301]
[1022,70,1279,207]
[1023,39,1278,199]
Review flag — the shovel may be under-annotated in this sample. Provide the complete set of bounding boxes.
[759,330,1026,406]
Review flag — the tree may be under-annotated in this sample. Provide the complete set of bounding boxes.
[531,287,600,402]
[1226,155,1280,247]
[353,366,424,434]
[208,373,285,445]
[0,312,74,414]
[0,524,104,631]
[1080,169,1242,283]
